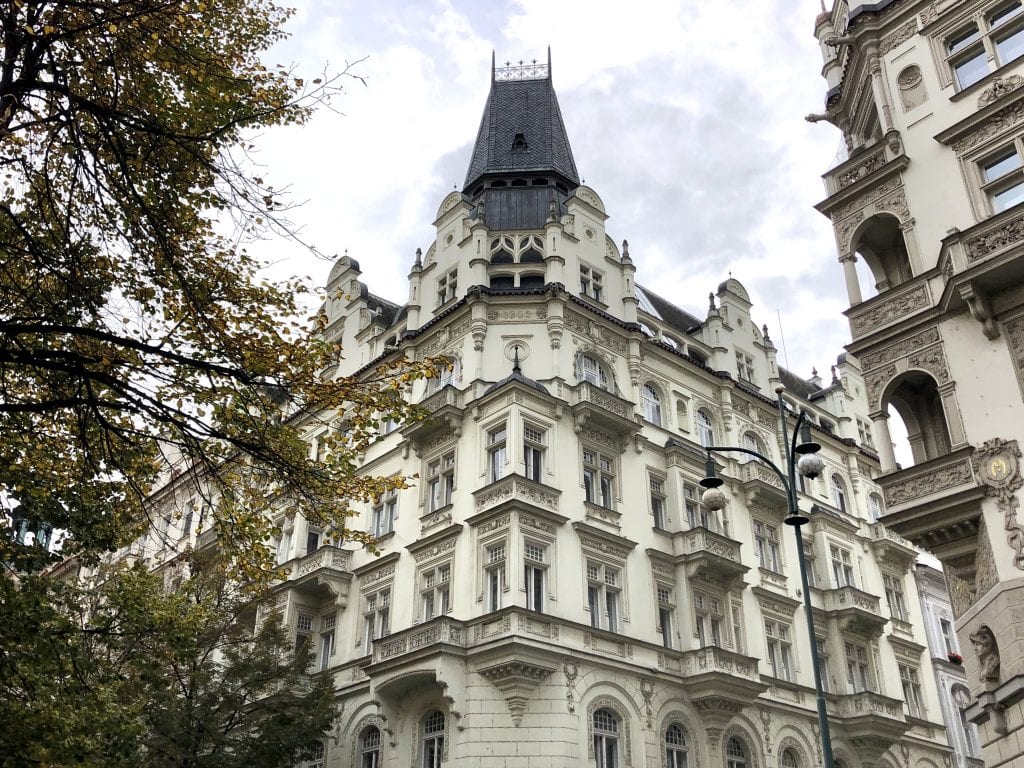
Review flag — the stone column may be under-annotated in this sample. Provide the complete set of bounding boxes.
[871,412,898,473]
[841,254,863,305]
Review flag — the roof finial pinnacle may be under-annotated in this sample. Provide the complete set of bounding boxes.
[491,50,496,83]
[512,345,522,373]
[414,247,422,268]
[548,45,552,81]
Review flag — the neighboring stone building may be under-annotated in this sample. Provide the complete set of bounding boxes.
[233,57,957,768]
[914,562,983,768]
[810,1,1024,766]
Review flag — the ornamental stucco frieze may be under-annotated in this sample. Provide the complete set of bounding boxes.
[883,458,974,506]
[952,99,1024,154]
[978,75,1024,109]
[1006,315,1024,393]
[964,211,1024,262]
[850,283,930,338]
[832,177,904,223]
[487,307,546,322]
[836,147,887,191]
[865,365,897,411]
[879,19,919,55]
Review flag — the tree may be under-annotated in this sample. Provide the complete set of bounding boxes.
[0,1,441,763]
[0,0,436,568]
[0,560,336,767]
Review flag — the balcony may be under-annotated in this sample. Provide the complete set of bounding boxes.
[821,135,908,198]
[280,545,353,608]
[404,385,464,443]
[570,381,641,445]
[878,447,984,565]
[676,527,749,590]
[846,277,932,340]
[820,585,887,636]
[472,474,562,517]
[739,461,788,507]
[835,690,908,751]
[372,616,466,665]
[677,646,767,725]
[867,522,918,570]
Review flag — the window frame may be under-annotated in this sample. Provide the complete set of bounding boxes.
[592,707,620,768]
[656,582,676,649]
[650,473,668,530]
[419,560,453,622]
[664,723,688,768]
[582,448,617,510]
[425,450,456,513]
[883,573,909,621]
[942,3,1024,91]
[844,640,875,693]
[899,662,925,718]
[359,725,382,768]
[421,710,446,768]
[577,352,610,389]
[830,544,856,588]
[371,489,398,537]
[736,350,756,385]
[523,421,547,482]
[580,263,605,302]
[486,422,508,483]
[523,538,549,613]
[695,409,715,448]
[587,559,624,632]
[765,618,795,682]
[362,585,392,650]
[436,269,457,307]
[830,474,848,514]
[318,611,337,671]
[641,382,663,425]
[754,520,782,574]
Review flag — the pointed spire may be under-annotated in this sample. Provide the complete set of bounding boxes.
[491,50,496,83]
[709,292,717,310]
[762,323,771,342]
[831,364,839,383]
[512,344,522,373]
[622,239,631,262]
[413,247,422,270]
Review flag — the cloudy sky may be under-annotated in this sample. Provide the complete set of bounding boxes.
[254,0,848,381]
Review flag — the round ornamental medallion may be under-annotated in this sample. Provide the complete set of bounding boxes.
[982,452,1017,487]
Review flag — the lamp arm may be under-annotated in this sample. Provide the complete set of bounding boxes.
[705,445,791,494]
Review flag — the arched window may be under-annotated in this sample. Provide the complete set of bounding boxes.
[868,493,883,522]
[578,354,609,390]
[422,711,445,768]
[360,726,381,768]
[726,737,748,768]
[831,475,848,514]
[780,748,799,768]
[642,384,662,425]
[696,410,715,448]
[592,708,620,768]
[851,214,913,295]
[740,431,763,463]
[665,723,688,768]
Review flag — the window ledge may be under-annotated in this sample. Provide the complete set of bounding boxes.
[584,501,621,530]
[578,293,609,310]
[950,57,1024,104]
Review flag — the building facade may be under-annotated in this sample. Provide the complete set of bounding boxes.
[810,1,1024,765]
[914,563,983,768]
[127,58,961,767]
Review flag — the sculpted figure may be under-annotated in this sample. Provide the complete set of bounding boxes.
[969,625,1000,682]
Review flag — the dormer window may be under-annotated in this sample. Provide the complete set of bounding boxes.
[511,132,528,151]
[580,264,603,302]
[436,269,457,307]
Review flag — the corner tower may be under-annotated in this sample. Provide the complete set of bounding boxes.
[463,52,580,230]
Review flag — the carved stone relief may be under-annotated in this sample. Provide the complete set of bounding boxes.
[865,365,898,412]
[969,625,1001,683]
[952,99,1024,155]
[850,284,929,338]
[1006,315,1024,399]
[973,514,999,601]
[881,20,919,55]
[971,438,1024,570]
[883,458,973,506]
[979,75,1024,108]
[860,328,941,370]
[897,65,928,112]
[964,212,1024,262]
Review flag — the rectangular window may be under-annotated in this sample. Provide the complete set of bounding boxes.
[524,540,547,612]
[694,590,724,647]
[816,637,832,693]
[754,521,781,573]
[980,143,1024,212]
[523,423,546,482]
[845,641,873,693]
[296,611,313,655]
[650,475,667,529]
[583,449,615,509]
[319,613,336,671]
[436,269,457,306]
[421,562,452,621]
[587,561,622,632]
[485,542,506,612]
[940,617,957,654]
[857,418,874,449]
[947,4,1024,91]
[427,452,455,512]
[363,588,391,649]
[900,663,924,718]
[580,264,603,301]
[830,544,855,588]
[371,490,397,537]
[884,574,909,621]
[657,585,674,649]
[765,619,794,681]
[803,540,818,588]
[487,424,507,483]
[736,351,755,384]
[731,600,744,654]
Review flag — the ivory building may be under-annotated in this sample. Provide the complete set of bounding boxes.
[226,55,961,768]
[810,1,1024,766]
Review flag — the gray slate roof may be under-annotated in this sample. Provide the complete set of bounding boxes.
[463,76,580,191]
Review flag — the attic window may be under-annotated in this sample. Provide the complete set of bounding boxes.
[511,132,528,151]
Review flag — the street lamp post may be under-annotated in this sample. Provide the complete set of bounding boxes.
[699,385,836,768]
